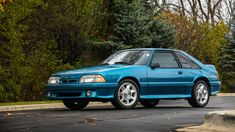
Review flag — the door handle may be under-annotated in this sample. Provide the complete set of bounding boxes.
[178,71,183,75]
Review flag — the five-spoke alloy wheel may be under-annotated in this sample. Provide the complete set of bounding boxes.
[187,80,210,107]
[111,79,139,109]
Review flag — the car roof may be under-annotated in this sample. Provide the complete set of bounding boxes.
[125,48,179,51]
[119,48,205,68]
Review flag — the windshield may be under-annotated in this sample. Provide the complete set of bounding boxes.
[102,50,152,65]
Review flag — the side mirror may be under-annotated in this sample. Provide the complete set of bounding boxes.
[150,63,160,68]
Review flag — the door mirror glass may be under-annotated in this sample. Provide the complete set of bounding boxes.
[150,63,160,68]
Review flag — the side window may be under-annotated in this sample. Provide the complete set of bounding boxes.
[175,51,200,69]
[151,52,179,68]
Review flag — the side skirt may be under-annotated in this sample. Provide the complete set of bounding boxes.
[140,94,191,99]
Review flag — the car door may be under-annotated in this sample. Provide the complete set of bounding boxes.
[174,51,202,95]
[146,50,186,97]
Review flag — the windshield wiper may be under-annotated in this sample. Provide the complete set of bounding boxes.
[114,61,130,65]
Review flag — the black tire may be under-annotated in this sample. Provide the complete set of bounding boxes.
[140,100,159,108]
[187,80,210,108]
[111,79,139,109]
[63,99,89,110]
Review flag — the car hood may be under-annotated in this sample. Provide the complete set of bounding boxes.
[53,65,132,76]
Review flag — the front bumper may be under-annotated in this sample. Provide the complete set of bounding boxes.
[45,83,118,100]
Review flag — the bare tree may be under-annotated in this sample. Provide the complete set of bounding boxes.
[222,0,234,25]
[231,1,235,29]
[178,0,186,16]
[149,0,232,25]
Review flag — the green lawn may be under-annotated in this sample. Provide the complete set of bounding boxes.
[0,100,61,106]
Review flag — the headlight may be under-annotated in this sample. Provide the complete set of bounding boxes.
[79,75,106,83]
[48,77,60,84]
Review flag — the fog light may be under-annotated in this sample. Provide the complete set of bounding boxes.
[47,92,51,97]
[86,90,92,97]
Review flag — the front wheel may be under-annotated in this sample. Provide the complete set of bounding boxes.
[187,80,210,108]
[63,99,89,110]
[111,79,139,109]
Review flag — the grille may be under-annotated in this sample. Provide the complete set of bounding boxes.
[60,79,78,84]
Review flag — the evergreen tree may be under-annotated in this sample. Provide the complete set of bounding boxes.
[220,3,235,92]
[109,0,152,48]
[92,0,175,58]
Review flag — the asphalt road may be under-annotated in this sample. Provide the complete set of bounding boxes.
[1,96,235,132]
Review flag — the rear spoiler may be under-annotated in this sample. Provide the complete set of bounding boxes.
[205,64,216,70]
[205,64,217,73]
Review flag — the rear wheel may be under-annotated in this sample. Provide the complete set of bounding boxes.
[187,80,210,108]
[111,79,139,109]
[140,100,159,108]
[63,99,89,110]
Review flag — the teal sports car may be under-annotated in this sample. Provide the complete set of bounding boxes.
[45,48,220,110]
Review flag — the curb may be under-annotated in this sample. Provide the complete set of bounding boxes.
[205,110,235,128]
[0,102,111,112]
[177,110,235,132]
[218,93,235,96]
[0,93,234,112]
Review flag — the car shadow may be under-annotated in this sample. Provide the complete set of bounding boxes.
[48,105,219,112]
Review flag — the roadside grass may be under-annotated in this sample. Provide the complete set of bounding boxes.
[0,100,61,106]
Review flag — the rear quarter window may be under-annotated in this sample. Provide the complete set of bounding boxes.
[175,51,200,69]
